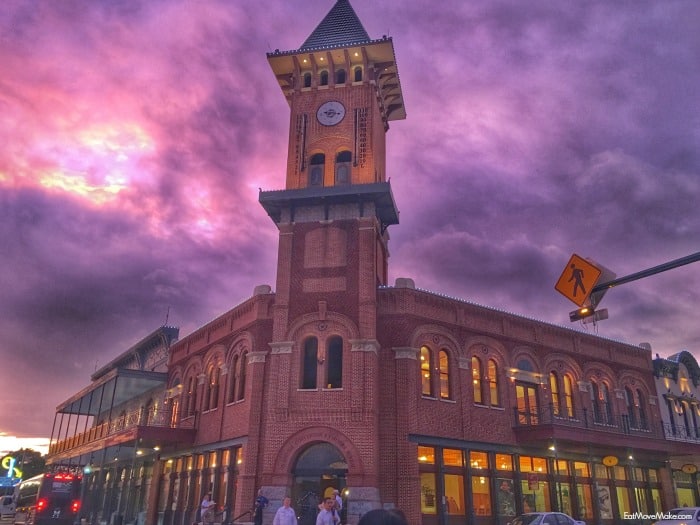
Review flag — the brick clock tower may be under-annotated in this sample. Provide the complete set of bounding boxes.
[259,0,405,521]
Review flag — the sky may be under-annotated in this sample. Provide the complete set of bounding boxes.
[1,0,699,447]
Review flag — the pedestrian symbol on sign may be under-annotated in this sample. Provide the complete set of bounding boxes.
[555,254,602,307]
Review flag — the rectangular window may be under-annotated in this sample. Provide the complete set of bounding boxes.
[594,463,609,479]
[555,460,569,475]
[418,446,435,464]
[613,466,627,481]
[651,488,662,513]
[420,473,437,515]
[496,479,516,517]
[444,474,465,516]
[520,480,551,512]
[573,462,590,478]
[576,483,594,519]
[443,449,464,467]
[471,476,491,516]
[648,469,658,483]
[616,486,632,515]
[470,451,488,470]
[496,454,513,471]
[554,482,573,515]
[519,456,548,474]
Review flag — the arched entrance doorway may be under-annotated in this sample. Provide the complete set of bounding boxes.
[293,442,348,525]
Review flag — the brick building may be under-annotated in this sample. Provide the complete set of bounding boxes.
[47,2,700,525]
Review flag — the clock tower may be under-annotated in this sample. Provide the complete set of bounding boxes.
[258,0,405,517]
[261,0,405,343]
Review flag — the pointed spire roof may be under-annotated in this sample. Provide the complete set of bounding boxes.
[300,0,371,51]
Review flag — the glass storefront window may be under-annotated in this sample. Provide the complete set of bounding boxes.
[576,483,593,519]
[472,475,491,516]
[520,480,551,512]
[443,449,464,467]
[555,460,569,475]
[635,487,650,513]
[418,446,436,464]
[520,456,548,473]
[222,449,230,466]
[573,462,590,478]
[676,487,696,507]
[616,486,632,515]
[651,488,662,513]
[554,482,572,515]
[496,454,513,471]
[633,467,644,481]
[613,466,627,481]
[444,474,465,516]
[496,479,516,517]
[594,464,609,479]
[648,469,658,483]
[470,451,488,470]
[421,472,437,515]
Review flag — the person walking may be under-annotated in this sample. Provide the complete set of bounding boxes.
[273,496,297,525]
[254,489,269,525]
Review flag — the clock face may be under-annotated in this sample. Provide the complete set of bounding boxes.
[317,101,346,126]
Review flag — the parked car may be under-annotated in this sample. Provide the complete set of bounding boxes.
[652,507,700,525]
[1,495,15,520]
[510,512,586,525]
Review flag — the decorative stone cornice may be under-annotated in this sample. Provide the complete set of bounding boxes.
[269,341,295,354]
[393,347,418,360]
[350,339,380,354]
[247,351,268,364]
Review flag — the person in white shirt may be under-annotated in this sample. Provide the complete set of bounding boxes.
[316,498,339,525]
[273,496,296,525]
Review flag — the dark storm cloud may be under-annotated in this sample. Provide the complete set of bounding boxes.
[1,0,699,440]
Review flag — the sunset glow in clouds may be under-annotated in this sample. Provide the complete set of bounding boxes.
[1,0,700,441]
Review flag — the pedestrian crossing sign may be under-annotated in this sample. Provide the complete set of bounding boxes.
[555,254,602,307]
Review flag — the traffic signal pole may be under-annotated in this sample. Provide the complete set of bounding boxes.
[590,251,700,294]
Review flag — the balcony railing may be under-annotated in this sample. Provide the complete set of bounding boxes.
[661,422,700,442]
[513,404,665,440]
[49,406,194,455]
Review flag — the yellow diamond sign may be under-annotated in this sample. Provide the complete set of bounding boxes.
[555,254,602,307]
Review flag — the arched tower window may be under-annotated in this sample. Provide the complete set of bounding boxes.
[309,153,325,186]
[439,350,450,399]
[488,359,500,406]
[303,72,312,88]
[335,150,352,185]
[472,356,483,404]
[320,70,329,86]
[326,336,343,389]
[302,337,319,389]
[336,69,346,84]
[420,346,433,397]
[354,66,362,82]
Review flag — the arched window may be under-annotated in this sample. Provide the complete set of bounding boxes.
[625,387,637,429]
[336,69,346,84]
[420,346,433,397]
[562,374,574,417]
[186,375,197,417]
[320,70,329,86]
[439,350,450,399]
[636,389,647,430]
[228,354,239,404]
[601,383,612,423]
[309,153,325,186]
[204,364,220,411]
[335,150,352,185]
[488,359,499,406]
[592,381,612,424]
[354,66,362,82]
[303,72,312,88]
[327,336,343,389]
[590,380,602,423]
[550,372,560,416]
[302,338,318,389]
[237,351,247,400]
[472,356,483,404]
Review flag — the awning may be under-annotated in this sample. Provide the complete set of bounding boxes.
[56,368,168,416]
